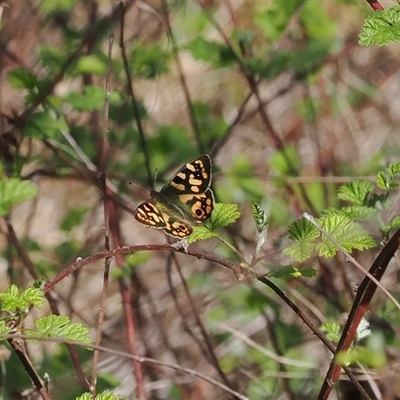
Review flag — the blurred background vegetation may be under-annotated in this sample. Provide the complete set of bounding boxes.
[1,0,400,399]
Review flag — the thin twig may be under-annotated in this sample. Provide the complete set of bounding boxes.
[90,8,116,395]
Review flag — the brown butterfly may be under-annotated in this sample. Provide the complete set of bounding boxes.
[134,155,214,237]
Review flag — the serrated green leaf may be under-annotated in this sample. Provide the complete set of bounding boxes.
[268,265,317,278]
[25,315,92,344]
[251,201,270,233]
[359,7,400,47]
[77,392,122,400]
[7,68,38,89]
[338,180,373,206]
[317,214,376,256]
[339,206,378,221]
[20,288,45,309]
[0,178,38,215]
[321,322,341,342]
[75,55,107,75]
[376,162,400,191]
[282,241,316,262]
[206,203,240,231]
[187,226,219,244]
[287,218,319,242]
[0,284,43,312]
[24,112,67,139]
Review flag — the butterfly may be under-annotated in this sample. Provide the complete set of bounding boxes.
[134,154,214,237]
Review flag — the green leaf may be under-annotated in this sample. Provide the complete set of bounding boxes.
[268,265,317,279]
[25,315,92,344]
[186,37,236,68]
[321,322,341,342]
[316,214,376,257]
[59,207,89,232]
[251,201,270,255]
[0,320,11,336]
[287,218,319,242]
[255,0,302,41]
[24,111,68,139]
[339,206,378,221]
[359,7,400,47]
[282,241,316,262]
[131,45,170,78]
[75,55,107,75]
[192,102,229,141]
[269,146,300,175]
[0,178,38,216]
[283,218,320,261]
[338,180,373,206]
[376,162,400,190]
[0,284,44,312]
[207,203,241,231]
[7,68,38,89]
[187,226,219,243]
[65,86,106,111]
[337,346,386,369]
[39,45,66,73]
[77,392,123,400]
[186,203,240,244]
[251,201,270,233]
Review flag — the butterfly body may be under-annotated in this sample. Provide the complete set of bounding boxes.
[134,155,214,237]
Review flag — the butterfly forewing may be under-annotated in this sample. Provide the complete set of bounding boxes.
[161,154,212,196]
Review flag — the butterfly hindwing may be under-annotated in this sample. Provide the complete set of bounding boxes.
[134,154,214,238]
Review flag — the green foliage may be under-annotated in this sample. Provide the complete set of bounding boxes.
[75,55,107,75]
[65,85,108,111]
[59,207,89,232]
[25,315,92,344]
[267,265,317,279]
[251,201,270,255]
[77,391,123,400]
[376,162,400,190]
[0,284,44,314]
[7,67,38,89]
[187,37,236,68]
[0,178,38,215]
[251,201,270,234]
[336,346,386,369]
[188,203,240,243]
[337,180,374,206]
[131,45,171,78]
[316,213,375,257]
[24,111,68,139]
[283,160,400,262]
[192,102,228,142]
[269,147,300,175]
[359,6,400,47]
[321,322,341,342]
